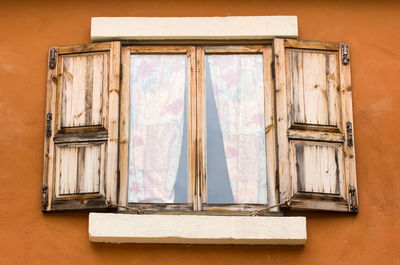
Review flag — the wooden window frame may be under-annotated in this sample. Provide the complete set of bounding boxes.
[42,39,357,214]
[117,43,280,215]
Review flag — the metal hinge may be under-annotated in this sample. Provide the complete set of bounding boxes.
[41,184,48,212]
[346,121,353,147]
[46,113,52,137]
[49,48,57,70]
[348,186,358,213]
[341,43,350,65]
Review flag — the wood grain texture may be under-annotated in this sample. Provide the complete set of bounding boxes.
[274,38,291,203]
[129,46,191,54]
[339,43,358,209]
[60,53,107,128]
[117,46,131,209]
[189,46,198,211]
[283,39,339,50]
[105,41,121,203]
[287,129,344,142]
[203,45,264,54]
[43,42,121,212]
[187,46,196,208]
[274,38,357,212]
[263,45,279,212]
[291,141,342,194]
[196,46,205,211]
[56,42,112,55]
[55,142,104,196]
[42,48,58,211]
[286,49,340,126]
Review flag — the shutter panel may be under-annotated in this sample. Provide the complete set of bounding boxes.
[42,42,121,211]
[274,39,358,212]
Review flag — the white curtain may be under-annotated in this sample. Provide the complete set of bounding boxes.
[207,54,267,204]
[128,55,186,203]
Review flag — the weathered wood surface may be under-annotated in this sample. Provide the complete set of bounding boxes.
[129,46,192,54]
[126,203,194,212]
[187,46,196,208]
[42,47,58,211]
[196,46,205,211]
[286,49,340,127]
[274,38,291,203]
[283,39,339,50]
[55,142,105,196]
[274,38,357,212]
[53,130,108,143]
[56,42,112,55]
[117,47,131,209]
[289,192,348,212]
[339,43,358,210]
[60,52,108,128]
[202,45,264,53]
[290,141,342,194]
[43,42,121,212]
[263,45,279,211]
[105,41,120,203]
[287,129,344,142]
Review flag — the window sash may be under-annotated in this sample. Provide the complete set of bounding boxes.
[118,45,278,214]
[197,45,277,212]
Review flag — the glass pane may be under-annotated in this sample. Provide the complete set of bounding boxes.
[128,55,188,203]
[205,54,267,204]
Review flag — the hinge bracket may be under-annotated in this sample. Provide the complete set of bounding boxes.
[41,184,48,212]
[49,48,57,70]
[346,121,353,147]
[341,43,350,65]
[348,186,358,213]
[46,113,52,137]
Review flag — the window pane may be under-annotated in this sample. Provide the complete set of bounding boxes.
[206,54,267,204]
[128,55,188,203]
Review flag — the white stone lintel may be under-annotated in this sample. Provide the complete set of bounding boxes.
[89,213,306,245]
[91,16,298,41]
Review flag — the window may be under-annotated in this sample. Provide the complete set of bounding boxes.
[42,39,358,214]
[117,45,276,214]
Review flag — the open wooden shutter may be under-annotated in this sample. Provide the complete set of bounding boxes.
[274,39,358,212]
[42,42,121,211]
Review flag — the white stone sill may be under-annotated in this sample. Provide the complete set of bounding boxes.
[91,16,298,41]
[89,213,306,245]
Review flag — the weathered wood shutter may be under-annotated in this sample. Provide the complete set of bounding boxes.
[42,42,121,211]
[274,39,358,212]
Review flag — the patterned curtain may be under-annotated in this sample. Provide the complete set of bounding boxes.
[206,54,267,204]
[128,55,187,203]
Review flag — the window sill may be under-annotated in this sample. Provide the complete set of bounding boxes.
[89,213,307,245]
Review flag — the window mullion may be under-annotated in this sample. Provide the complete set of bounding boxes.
[194,46,206,211]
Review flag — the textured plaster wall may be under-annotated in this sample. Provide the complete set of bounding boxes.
[0,0,399,264]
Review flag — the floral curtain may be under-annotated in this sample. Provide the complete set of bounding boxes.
[128,55,187,203]
[206,54,267,204]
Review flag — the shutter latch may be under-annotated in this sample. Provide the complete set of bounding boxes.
[46,113,52,137]
[341,44,350,65]
[346,121,353,147]
[49,48,56,69]
[41,184,48,212]
[348,186,358,213]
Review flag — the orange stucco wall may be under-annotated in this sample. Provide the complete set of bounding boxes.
[1,0,400,264]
